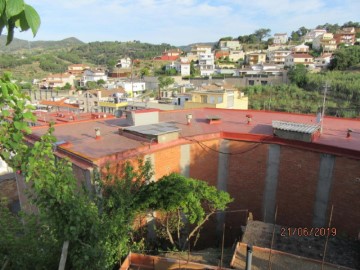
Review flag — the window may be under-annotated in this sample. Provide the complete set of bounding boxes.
[201,95,208,103]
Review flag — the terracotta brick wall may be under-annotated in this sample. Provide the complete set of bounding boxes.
[154,146,181,180]
[189,139,219,186]
[329,157,360,237]
[276,147,320,227]
[227,142,268,222]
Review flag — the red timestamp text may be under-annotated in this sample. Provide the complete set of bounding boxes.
[280,227,337,237]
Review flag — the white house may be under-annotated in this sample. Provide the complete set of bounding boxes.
[267,50,291,65]
[273,33,288,45]
[116,58,132,68]
[116,80,146,97]
[198,53,215,76]
[303,29,327,43]
[81,69,108,86]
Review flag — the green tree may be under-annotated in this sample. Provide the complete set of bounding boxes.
[136,173,233,250]
[254,28,271,42]
[0,0,41,44]
[329,46,360,70]
[158,76,174,90]
[287,64,308,87]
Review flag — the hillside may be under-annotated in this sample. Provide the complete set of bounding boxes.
[178,42,215,52]
[0,36,84,53]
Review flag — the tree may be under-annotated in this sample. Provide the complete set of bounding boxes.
[287,64,308,87]
[97,79,106,86]
[329,46,360,70]
[0,0,41,44]
[136,173,233,250]
[254,28,271,42]
[158,76,174,90]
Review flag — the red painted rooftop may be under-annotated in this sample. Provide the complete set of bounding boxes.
[30,108,360,162]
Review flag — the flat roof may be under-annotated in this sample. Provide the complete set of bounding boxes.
[30,108,360,161]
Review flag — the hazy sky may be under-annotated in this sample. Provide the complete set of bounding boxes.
[16,0,360,46]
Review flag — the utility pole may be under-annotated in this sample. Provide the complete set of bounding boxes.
[320,81,329,134]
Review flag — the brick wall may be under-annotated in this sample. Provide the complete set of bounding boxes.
[189,139,219,186]
[329,157,360,237]
[154,146,181,179]
[276,147,320,227]
[227,141,268,221]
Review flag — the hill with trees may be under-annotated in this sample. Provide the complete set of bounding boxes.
[0,36,84,53]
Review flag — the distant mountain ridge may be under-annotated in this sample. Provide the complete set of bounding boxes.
[0,36,84,53]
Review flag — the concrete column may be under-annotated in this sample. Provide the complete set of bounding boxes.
[144,154,155,182]
[180,144,190,177]
[263,144,281,223]
[216,139,230,241]
[313,154,335,227]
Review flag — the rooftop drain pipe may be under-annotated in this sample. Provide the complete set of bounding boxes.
[245,244,253,270]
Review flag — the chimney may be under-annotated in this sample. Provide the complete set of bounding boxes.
[95,128,101,140]
[97,90,102,99]
[186,114,193,125]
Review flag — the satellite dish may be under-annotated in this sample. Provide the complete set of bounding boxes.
[114,110,123,118]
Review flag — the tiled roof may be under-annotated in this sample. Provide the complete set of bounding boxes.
[272,120,320,134]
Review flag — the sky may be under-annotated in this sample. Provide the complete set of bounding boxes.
[15,0,360,46]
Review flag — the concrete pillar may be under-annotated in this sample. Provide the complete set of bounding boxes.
[313,154,335,227]
[263,144,281,223]
[180,144,190,177]
[216,139,230,241]
[144,154,156,182]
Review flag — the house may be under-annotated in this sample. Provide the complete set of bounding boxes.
[303,29,327,43]
[273,33,288,44]
[312,33,337,52]
[314,53,333,69]
[154,48,182,61]
[214,50,230,60]
[67,64,91,75]
[80,69,108,87]
[198,53,215,76]
[165,57,191,76]
[115,58,132,68]
[187,44,212,61]
[334,27,356,46]
[267,50,291,65]
[285,53,314,68]
[39,98,81,113]
[219,40,242,51]
[76,88,126,113]
[184,82,248,109]
[229,50,245,62]
[39,73,76,89]
[116,80,146,97]
[245,52,267,65]
[292,43,310,53]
